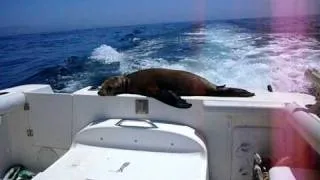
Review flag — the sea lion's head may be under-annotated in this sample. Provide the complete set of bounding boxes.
[216,87,255,97]
[98,76,127,96]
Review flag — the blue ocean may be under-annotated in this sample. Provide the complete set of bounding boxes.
[1,16,320,93]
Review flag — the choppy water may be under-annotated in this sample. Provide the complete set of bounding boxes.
[1,16,320,93]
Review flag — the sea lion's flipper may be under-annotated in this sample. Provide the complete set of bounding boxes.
[208,87,255,97]
[153,90,192,109]
[216,84,226,89]
[267,84,273,92]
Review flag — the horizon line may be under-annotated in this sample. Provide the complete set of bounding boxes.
[1,13,319,38]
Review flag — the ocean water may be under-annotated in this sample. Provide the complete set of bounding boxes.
[1,16,320,93]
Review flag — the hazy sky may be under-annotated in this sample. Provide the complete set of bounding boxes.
[0,0,319,31]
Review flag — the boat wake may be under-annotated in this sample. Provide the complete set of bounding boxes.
[58,31,320,93]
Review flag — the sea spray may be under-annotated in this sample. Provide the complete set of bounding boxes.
[89,44,123,64]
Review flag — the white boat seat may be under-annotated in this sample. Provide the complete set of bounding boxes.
[33,119,208,180]
[269,166,320,180]
[285,103,320,154]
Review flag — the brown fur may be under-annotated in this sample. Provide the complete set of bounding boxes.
[98,68,254,108]
[125,68,216,96]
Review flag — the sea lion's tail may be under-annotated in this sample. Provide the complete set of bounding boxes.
[209,87,255,97]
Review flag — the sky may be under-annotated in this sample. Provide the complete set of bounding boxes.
[0,0,319,33]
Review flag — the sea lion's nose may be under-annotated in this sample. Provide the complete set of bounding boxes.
[97,91,102,96]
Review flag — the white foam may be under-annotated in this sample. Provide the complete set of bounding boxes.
[89,44,123,64]
[261,34,320,92]
[145,24,317,92]
[63,25,320,93]
[179,24,320,92]
[117,25,269,90]
[57,80,83,93]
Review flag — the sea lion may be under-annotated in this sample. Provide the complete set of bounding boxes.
[98,68,255,108]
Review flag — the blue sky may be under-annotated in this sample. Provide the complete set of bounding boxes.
[0,0,319,32]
